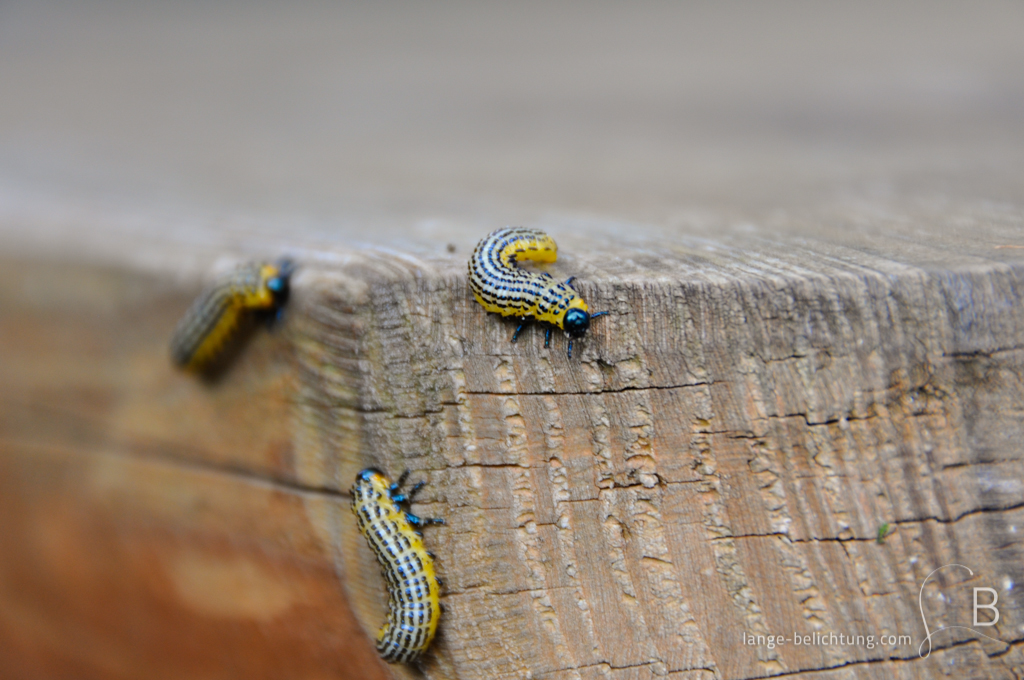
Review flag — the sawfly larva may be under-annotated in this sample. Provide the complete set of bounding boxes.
[169,259,293,372]
[468,227,607,358]
[351,468,444,664]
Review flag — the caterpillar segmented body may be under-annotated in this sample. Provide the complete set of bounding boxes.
[351,468,444,664]
[169,259,293,371]
[468,227,608,357]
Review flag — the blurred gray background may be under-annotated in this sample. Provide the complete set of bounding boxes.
[2,1,1023,248]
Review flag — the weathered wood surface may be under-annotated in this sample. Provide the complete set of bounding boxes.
[4,3,1024,679]
[3,218,1024,680]
[0,259,390,680]
[299,226,1024,680]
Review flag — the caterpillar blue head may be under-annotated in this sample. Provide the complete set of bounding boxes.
[563,308,591,338]
[265,258,294,307]
[357,467,385,482]
[562,308,609,358]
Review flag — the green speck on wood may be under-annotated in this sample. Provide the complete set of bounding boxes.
[877,523,892,544]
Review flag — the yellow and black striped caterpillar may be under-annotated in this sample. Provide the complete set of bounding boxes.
[351,468,444,664]
[468,227,608,358]
[169,259,293,372]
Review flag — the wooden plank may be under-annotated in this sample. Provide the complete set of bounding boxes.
[0,441,388,680]
[4,222,1024,679]
[286,234,1024,679]
[0,258,387,680]
[3,3,1024,677]
[6,224,1024,680]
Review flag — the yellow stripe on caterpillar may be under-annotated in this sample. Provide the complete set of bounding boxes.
[351,468,444,664]
[467,227,608,357]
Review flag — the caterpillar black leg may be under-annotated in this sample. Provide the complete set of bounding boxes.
[511,318,528,343]
[405,512,446,528]
[407,480,426,500]
[392,480,426,505]
[544,327,552,348]
[390,470,411,498]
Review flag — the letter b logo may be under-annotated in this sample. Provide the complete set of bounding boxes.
[973,588,1000,627]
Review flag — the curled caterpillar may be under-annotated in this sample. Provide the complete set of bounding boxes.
[351,468,444,664]
[468,227,608,358]
[169,259,293,371]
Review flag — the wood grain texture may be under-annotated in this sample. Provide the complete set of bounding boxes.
[289,228,1024,680]
[3,219,1024,680]
[3,3,1024,677]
